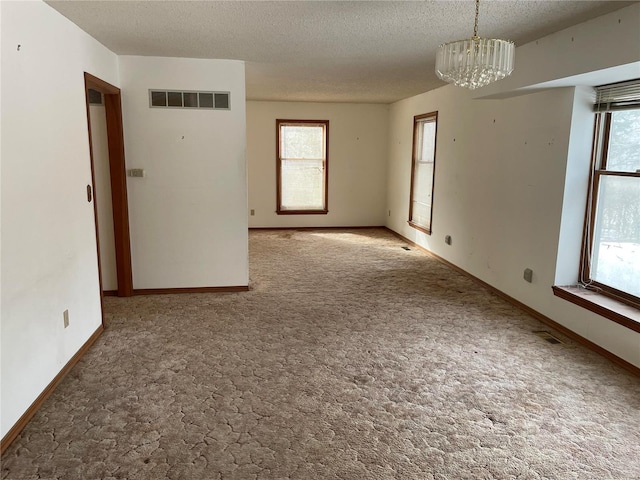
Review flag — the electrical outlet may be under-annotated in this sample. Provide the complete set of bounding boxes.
[63,309,69,328]
[388,210,391,217]
[524,268,533,283]
[445,235,452,245]
[250,209,255,216]
[127,168,145,178]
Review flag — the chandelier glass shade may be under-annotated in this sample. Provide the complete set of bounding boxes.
[435,0,515,90]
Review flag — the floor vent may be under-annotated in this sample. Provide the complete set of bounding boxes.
[402,246,411,251]
[533,330,563,344]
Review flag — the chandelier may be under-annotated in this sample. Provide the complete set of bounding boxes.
[435,0,515,90]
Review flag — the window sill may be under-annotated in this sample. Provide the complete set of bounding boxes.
[276,209,328,215]
[552,285,640,333]
[408,221,431,235]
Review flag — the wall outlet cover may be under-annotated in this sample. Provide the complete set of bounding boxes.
[524,268,533,283]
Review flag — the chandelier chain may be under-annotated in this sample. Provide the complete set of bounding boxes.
[473,0,480,39]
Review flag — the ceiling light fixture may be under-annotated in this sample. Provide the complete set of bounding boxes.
[435,0,515,90]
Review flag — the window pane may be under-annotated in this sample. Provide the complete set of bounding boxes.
[410,117,437,231]
[281,125,324,159]
[607,110,640,172]
[420,121,436,163]
[411,162,434,228]
[591,175,640,297]
[281,159,324,210]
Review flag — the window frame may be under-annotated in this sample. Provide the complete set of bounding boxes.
[580,110,640,309]
[276,119,329,215]
[408,111,439,235]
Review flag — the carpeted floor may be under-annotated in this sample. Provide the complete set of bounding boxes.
[2,228,639,479]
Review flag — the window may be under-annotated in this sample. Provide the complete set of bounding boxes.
[581,81,640,307]
[408,112,438,234]
[276,120,329,214]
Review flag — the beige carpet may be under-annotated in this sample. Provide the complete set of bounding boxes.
[2,228,639,479]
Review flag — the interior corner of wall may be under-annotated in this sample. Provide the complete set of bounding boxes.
[553,87,595,286]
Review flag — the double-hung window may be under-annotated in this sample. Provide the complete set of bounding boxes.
[581,80,640,307]
[276,120,329,214]
[409,112,438,234]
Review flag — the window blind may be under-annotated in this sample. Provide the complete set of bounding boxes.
[594,79,640,112]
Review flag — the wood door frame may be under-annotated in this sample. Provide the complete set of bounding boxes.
[84,72,133,298]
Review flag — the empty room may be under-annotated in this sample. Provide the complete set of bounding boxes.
[1,1,639,478]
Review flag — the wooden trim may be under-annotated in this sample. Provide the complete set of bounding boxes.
[276,119,329,215]
[407,116,419,226]
[589,280,640,310]
[580,111,640,309]
[386,228,640,377]
[579,115,601,286]
[600,112,612,169]
[276,119,282,213]
[104,92,133,297]
[103,290,118,296]
[552,286,640,333]
[249,226,384,231]
[596,170,640,178]
[84,74,120,95]
[84,73,133,298]
[84,75,106,328]
[133,286,249,295]
[324,121,329,215]
[276,209,329,215]
[408,112,438,235]
[0,325,104,454]
[407,220,431,236]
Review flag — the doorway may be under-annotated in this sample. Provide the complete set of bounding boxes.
[84,73,133,297]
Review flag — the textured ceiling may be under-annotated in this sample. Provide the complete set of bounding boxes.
[46,0,636,103]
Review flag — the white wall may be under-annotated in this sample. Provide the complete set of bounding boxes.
[247,102,389,227]
[89,104,117,291]
[1,0,119,438]
[119,56,248,289]
[478,3,640,98]
[386,4,640,368]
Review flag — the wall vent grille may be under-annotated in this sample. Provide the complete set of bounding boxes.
[149,90,230,110]
[88,89,103,105]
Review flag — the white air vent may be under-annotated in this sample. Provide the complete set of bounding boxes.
[149,90,230,110]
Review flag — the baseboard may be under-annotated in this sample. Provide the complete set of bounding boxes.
[249,226,384,231]
[0,325,105,454]
[103,290,118,296]
[133,286,249,295]
[386,228,640,377]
